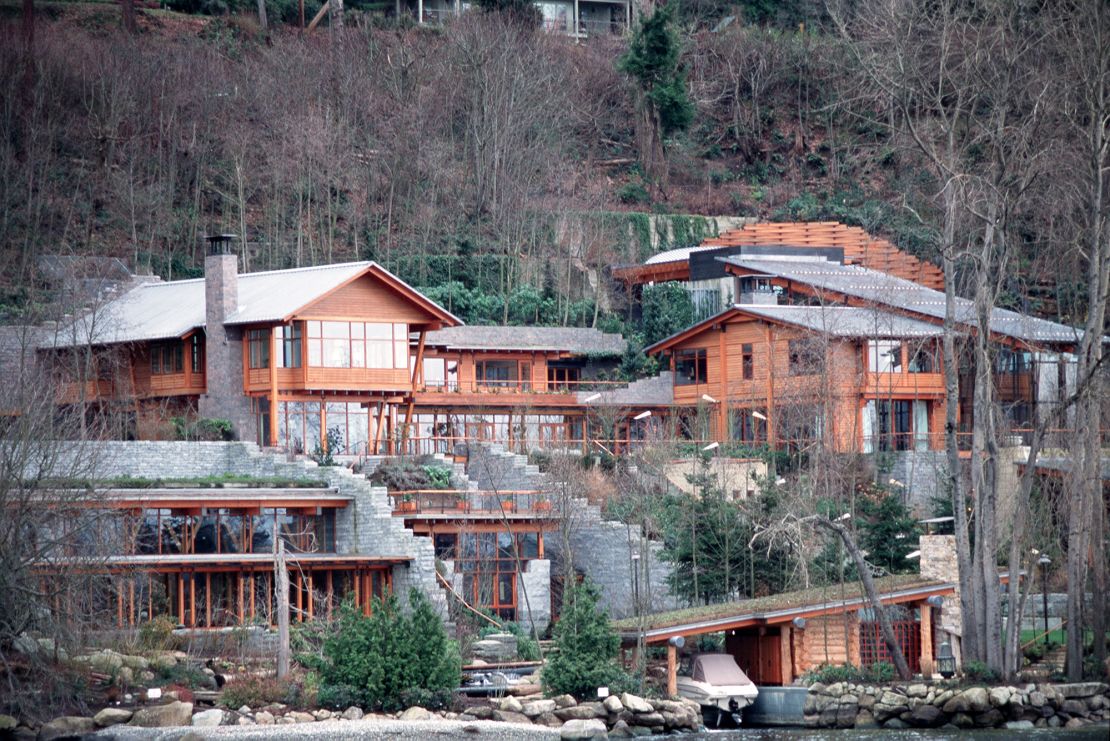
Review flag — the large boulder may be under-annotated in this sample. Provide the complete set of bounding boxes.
[602,695,624,714]
[523,699,557,718]
[93,708,134,727]
[130,701,194,727]
[399,706,432,721]
[492,709,532,724]
[619,693,653,714]
[499,696,524,713]
[191,709,225,727]
[341,706,364,721]
[38,716,96,741]
[560,718,608,740]
[908,704,945,727]
[943,687,989,714]
[989,687,1012,707]
[557,704,603,721]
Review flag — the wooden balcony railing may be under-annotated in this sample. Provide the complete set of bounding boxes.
[388,489,554,516]
[415,378,633,395]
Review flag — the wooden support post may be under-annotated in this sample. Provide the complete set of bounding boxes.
[412,331,427,389]
[117,582,124,628]
[269,330,279,447]
[276,542,291,679]
[238,574,245,625]
[295,570,303,622]
[177,575,185,625]
[307,574,314,620]
[666,642,678,698]
[718,325,729,440]
[250,574,256,622]
[920,600,933,677]
[320,401,328,455]
[205,573,212,627]
[765,326,776,445]
[780,626,793,685]
[189,574,196,628]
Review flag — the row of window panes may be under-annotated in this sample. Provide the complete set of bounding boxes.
[307,321,408,369]
[248,323,408,370]
[868,340,936,374]
[117,508,337,555]
[151,343,184,375]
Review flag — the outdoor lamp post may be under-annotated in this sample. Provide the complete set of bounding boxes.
[936,641,956,679]
[1038,554,1051,646]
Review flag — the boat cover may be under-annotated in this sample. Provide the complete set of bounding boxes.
[691,654,755,686]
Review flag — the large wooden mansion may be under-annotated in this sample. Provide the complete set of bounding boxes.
[6,221,1095,680]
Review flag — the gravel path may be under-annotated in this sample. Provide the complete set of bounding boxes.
[95,718,562,740]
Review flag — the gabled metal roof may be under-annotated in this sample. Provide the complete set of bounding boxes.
[720,257,1086,347]
[736,305,945,338]
[424,326,625,355]
[44,262,459,348]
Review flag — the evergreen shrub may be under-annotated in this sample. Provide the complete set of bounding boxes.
[309,590,461,712]
[542,580,624,699]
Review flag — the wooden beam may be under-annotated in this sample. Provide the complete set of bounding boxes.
[780,626,793,685]
[718,324,729,440]
[269,330,279,447]
[920,600,933,678]
[666,643,678,697]
[306,0,327,31]
[412,331,427,389]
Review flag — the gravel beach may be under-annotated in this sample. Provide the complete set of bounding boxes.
[94,718,562,740]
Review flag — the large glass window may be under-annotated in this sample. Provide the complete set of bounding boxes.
[306,321,408,369]
[150,343,184,375]
[247,329,270,369]
[276,324,302,368]
[868,340,902,373]
[908,343,934,373]
[675,349,708,386]
[741,343,754,380]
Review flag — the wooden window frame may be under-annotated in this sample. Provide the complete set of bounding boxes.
[675,349,708,386]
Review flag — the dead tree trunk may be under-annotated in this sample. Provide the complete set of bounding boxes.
[814,518,913,680]
[275,540,290,679]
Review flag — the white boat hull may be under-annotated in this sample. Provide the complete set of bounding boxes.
[676,677,759,713]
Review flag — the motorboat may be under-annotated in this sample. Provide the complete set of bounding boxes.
[675,653,759,726]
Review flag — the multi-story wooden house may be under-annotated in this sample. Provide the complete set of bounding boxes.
[646,304,948,454]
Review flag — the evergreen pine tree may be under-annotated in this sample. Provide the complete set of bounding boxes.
[542,580,622,699]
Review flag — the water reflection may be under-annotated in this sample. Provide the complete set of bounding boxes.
[675,728,1108,740]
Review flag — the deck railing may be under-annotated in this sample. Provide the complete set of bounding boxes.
[388,489,554,516]
[415,378,633,395]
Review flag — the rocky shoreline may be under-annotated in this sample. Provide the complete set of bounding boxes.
[5,691,702,740]
[804,679,1110,730]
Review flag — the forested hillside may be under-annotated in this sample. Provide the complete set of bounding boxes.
[0,0,1099,329]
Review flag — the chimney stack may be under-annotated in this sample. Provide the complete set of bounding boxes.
[198,235,252,439]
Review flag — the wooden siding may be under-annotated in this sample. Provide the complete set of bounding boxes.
[297,273,441,324]
[796,613,861,673]
[666,314,947,452]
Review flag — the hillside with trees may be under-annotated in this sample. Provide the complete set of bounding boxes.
[2,0,1098,332]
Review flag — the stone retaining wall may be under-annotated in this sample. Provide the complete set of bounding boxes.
[804,679,1110,730]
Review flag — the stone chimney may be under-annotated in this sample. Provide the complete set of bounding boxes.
[198,235,253,439]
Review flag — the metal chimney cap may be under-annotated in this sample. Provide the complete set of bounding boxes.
[205,234,238,255]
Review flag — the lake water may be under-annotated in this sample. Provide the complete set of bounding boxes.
[674,727,1109,740]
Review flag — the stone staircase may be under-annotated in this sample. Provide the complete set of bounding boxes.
[464,443,677,619]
